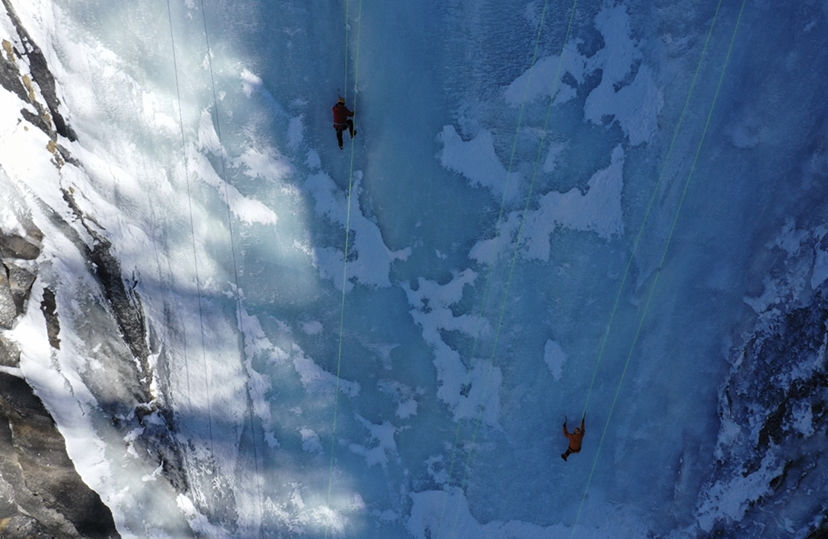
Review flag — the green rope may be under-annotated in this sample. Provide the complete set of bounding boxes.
[343,0,350,102]
[165,0,200,424]
[570,1,747,535]
[580,0,725,420]
[326,0,363,535]
[199,0,265,533]
[444,1,580,535]
[436,0,556,530]
[437,4,553,523]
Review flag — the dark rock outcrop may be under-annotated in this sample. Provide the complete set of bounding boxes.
[697,267,827,535]
[0,2,193,535]
[28,186,191,502]
[39,287,60,350]
[0,0,77,141]
[0,372,118,538]
[0,224,42,333]
[0,228,40,331]
[0,38,25,103]
[0,337,18,368]
[60,187,152,399]
[0,225,120,537]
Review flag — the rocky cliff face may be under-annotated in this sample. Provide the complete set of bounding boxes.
[0,0,186,536]
[0,0,825,537]
[0,371,116,538]
[696,222,828,537]
[0,224,118,537]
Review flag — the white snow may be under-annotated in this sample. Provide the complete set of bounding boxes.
[402,271,503,425]
[234,146,292,186]
[523,144,626,260]
[696,453,782,532]
[543,339,567,381]
[300,427,323,454]
[504,42,585,107]
[0,0,823,537]
[304,171,409,290]
[438,125,520,202]
[584,6,663,146]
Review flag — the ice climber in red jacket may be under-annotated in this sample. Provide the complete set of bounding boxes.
[332,97,356,150]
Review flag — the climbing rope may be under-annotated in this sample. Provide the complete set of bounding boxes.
[440,0,580,534]
[437,1,553,525]
[124,90,177,398]
[198,0,265,533]
[165,0,212,449]
[343,0,351,103]
[570,1,747,535]
[579,0,725,421]
[325,1,364,532]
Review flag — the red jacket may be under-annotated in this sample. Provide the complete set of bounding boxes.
[332,103,354,126]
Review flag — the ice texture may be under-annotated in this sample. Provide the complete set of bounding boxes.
[0,0,825,537]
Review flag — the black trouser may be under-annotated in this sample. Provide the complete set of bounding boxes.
[335,120,354,148]
[561,447,580,460]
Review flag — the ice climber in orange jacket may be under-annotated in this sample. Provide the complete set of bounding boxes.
[561,415,585,461]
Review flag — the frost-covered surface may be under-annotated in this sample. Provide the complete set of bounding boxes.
[697,224,828,537]
[0,0,825,537]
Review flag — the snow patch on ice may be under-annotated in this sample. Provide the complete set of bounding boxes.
[402,271,502,426]
[192,114,280,225]
[300,427,323,454]
[348,415,400,469]
[197,108,225,156]
[811,226,828,289]
[583,6,663,146]
[305,171,409,290]
[141,463,164,482]
[543,141,566,173]
[790,402,815,436]
[523,144,626,260]
[543,339,567,381]
[306,149,321,170]
[240,309,275,425]
[744,221,828,313]
[235,146,292,185]
[270,490,362,538]
[378,379,421,419]
[437,125,520,202]
[240,68,262,97]
[273,341,359,398]
[471,145,625,265]
[300,320,323,335]
[504,42,585,107]
[177,494,227,537]
[287,115,304,150]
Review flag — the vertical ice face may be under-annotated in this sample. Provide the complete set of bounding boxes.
[0,0,825,537]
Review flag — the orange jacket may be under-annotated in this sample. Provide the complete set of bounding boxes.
[564,418,585,451]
